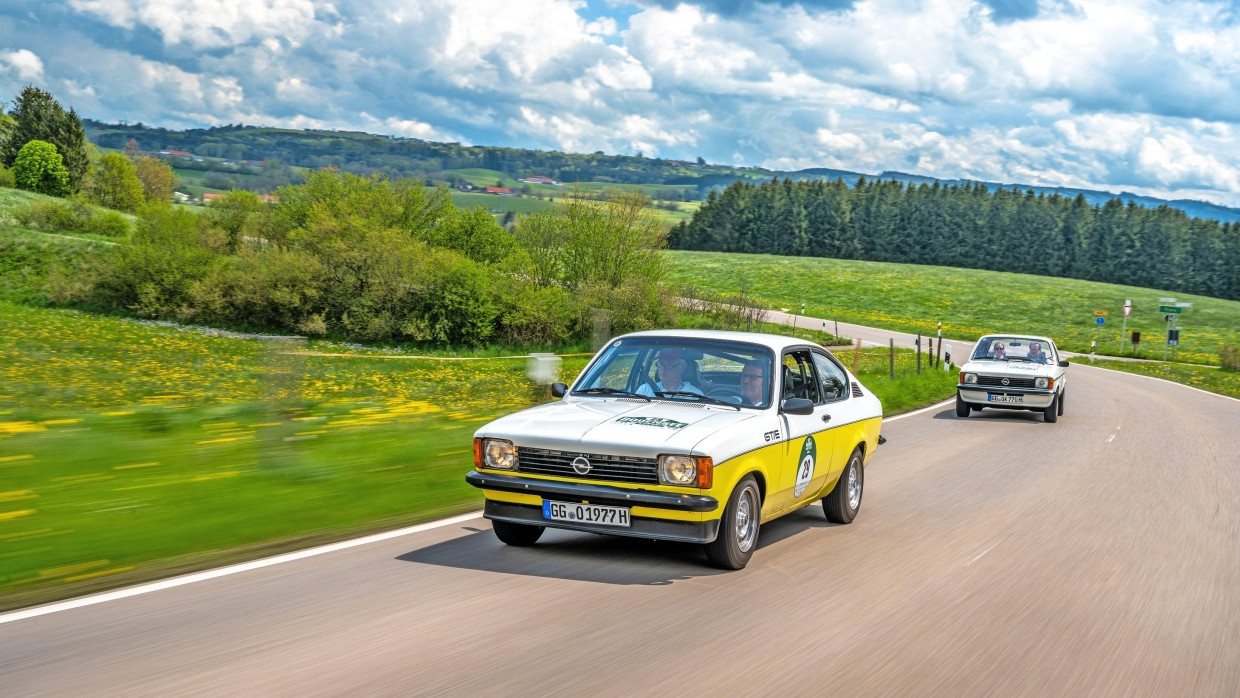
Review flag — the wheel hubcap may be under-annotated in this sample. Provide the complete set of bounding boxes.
[847,459,861,511]
[735,487,758,552]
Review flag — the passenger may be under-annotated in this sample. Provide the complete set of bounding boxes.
[637,348,703,397]
[991,342,1007,360]
[1027,342,1048,364]
[740,360,767,406]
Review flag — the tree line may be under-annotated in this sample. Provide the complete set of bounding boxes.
[669,178,1240,301]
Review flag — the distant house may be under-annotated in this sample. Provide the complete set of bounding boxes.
[518,176,559,185]
[158,149,192,158]
[484,186,512,195]
[172,191,190,202]
[202,193,224,202]
[260,194,278,203]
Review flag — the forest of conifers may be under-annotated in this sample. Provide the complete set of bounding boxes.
[669,178,1240,301]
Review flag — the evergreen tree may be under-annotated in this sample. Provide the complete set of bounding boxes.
[2,86,90,192]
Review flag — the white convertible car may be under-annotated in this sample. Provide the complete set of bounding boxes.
[956,334,1069,422]
[467,330,885,569]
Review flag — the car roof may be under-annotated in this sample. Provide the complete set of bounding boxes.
[611,329,817,352]
[977,334,1057,345]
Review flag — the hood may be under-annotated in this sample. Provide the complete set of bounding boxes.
[476,398,760,457]
[960,359,1057,376]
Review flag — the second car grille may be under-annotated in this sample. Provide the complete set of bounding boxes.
[517,448,658,484]
[977,375,1037,389]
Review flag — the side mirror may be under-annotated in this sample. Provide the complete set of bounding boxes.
[781,397,814,415]
[1058,360,1070,367]
[551,382,567,398]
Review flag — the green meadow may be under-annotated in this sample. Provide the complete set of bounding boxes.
[667,250,1240,366]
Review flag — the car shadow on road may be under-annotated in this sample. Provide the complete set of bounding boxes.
[397,510,839,585]
[932,407,1048,423]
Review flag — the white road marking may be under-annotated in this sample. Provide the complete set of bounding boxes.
[965,501,1052,566]
[885,398,955,422]
[1106,434,1116,443]
[0,511,482,626]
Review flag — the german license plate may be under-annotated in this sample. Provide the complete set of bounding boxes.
[543,500,630,527]
[988,394,1023,404]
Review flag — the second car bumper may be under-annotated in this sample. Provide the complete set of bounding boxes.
[483,500,721,544]
[958,385,1055,408]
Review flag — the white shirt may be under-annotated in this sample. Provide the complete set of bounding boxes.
[636,381,703,397]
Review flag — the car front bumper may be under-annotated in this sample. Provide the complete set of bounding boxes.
[958,385,1056,409]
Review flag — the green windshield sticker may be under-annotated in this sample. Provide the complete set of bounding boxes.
[615,416,689,430]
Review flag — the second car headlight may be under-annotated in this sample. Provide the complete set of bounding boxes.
[1035,377,1054,389]
[962,373,978,384]
[659,455,713,488]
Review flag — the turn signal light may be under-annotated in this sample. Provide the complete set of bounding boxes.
[473,437,483,469]
[696,456,713,489]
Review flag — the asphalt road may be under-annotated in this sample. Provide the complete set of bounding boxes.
[2,365,1237,696]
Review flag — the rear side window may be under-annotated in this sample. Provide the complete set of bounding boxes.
[811,352,849,403]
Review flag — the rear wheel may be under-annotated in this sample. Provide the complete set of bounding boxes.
[955,393,970,418]
[492,519,544,546]
[824,448,864,524]
[1043,394,1059,423]
[704,476,761,570]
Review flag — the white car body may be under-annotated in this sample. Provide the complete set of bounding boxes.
[956,334,1069,422]
[467,329,884,568]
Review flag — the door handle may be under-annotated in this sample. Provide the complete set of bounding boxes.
[821,413,831,423]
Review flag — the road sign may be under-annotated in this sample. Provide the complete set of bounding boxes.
[1123,299,1132,318]
[1175,302,1192,308]
[1093,310,1108,316]
[1159,297,1177,303]
[1096,317,1105,325]
[1159,305,1182,314]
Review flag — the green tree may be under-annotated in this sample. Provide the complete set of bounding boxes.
[207,189,263,252]
[134,156,178,202]
[91,152,144,212]
[2,86,90,192]
[12,139,69,196]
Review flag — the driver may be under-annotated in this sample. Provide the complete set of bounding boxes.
[637,348,703,397]
[990,342,1006,359]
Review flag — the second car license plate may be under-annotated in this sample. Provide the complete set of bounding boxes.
[988,394,1023,404]
[543,500,631,527]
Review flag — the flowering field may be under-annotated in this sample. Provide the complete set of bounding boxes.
[667,251,1240,366]
[0,299,591,609]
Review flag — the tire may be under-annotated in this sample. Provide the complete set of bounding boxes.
[1043,394,1058,423]
[1057,390,1065,416]
[492,519,544,546]
[704,475,761,570]
[970,404,983,412]
[955,392,970,418]
[824,447,864,524]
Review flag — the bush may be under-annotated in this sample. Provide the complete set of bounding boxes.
[12,140,70,197]
[90,152,144,212]
[11,197,130,237]
[401,249,498,345]
[0,165,14,188]
[497,280,574,346]
[1221,345,1240,371]
[94,204,216,318]
[94,210,131,238]
[577,277,675,336]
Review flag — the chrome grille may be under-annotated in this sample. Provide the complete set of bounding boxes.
[977,375,1037,389]
[517,448,658,484]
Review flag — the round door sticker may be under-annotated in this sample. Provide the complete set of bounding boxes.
[794,435,816,497]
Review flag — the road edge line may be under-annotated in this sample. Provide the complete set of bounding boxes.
[0,511,483,625]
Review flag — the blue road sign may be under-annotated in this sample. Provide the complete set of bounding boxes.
[1096,317,1105,325]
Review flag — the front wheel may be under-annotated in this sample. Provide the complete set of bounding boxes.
[955,393,970,418]
[704,476,761,570]
[1043,394,1059,423]
[492,519,544,546]
[824,447,864,523]
[1057,390,1065,416]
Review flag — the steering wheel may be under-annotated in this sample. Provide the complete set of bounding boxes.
[706,387,745,404]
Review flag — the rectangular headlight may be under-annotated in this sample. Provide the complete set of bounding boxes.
[659,455,712,488]
[480,438,517,470]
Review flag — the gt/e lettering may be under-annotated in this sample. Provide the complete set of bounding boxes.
[764,429,781,442]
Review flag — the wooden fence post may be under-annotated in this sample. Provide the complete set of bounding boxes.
[889,338,894,379]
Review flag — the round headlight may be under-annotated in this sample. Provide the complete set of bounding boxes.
[484,439,517,469]
[1035,377,1049,389]
[963,373,978,384]
[659,455,697,486]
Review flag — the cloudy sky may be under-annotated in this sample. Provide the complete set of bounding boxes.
[3,0,1240,205]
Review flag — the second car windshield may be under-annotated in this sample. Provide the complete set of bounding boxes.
[573,338,775,408]
[972,337,1052,362]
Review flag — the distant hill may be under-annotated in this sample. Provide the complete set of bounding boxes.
[83,120,1240,223]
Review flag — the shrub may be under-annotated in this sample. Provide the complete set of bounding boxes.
[402,249,498,345]
[497,279,574,346]
[94,203,216,318]
[0,165,14,188]
[94,210,132,238]
[12,140,70,197]
[90,152,144,212]
[1221,345,1240,371]
[577,276,675,336]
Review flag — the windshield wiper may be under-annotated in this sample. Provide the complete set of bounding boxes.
[654,391,741,410]
[574,387,651,401]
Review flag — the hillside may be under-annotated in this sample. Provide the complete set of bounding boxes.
[84,120,1240,223]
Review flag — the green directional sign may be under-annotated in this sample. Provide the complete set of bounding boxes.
[1159,305,1182,314]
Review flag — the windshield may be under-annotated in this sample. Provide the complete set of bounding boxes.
[971,337,1054,363]
[574,337,776,408]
